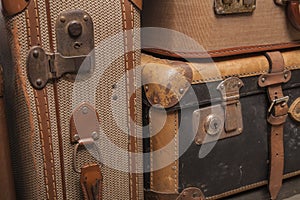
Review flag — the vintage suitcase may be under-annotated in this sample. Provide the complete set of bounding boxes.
[141,0,300,58]
[2,0,143,199]
[0,71,16,200]
[141,50,300,200]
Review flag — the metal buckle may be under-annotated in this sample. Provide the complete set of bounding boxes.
[268,96,289,113]
[73,140,101,173]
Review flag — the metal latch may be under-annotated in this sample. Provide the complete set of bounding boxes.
[214,0,256,15]
[27,10,94,90]
[193,77,244,145]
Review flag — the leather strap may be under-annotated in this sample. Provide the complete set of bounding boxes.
[0,2,18,199]
[80,164,103,200]
[263,52,290,200]
[120,0,139,199]
[25,1,57,199]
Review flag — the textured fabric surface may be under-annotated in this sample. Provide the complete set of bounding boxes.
[7,0,142,199]
[142,0,300,52]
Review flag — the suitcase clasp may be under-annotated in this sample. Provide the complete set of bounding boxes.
[214,0,256,15]
[26,10,94,90]
[193,77,244,145]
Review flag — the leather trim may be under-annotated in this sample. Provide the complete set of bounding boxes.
[80,164,103,200]
[43,0,67,198]
[149,110,178,193]
[143,42,300,58]
[261,52,289,200]
[25,0,57,199]
[142,60,192,108]
[146,171,300,200]
[129,0,142,10]
[145,187,205,200]
[289,97,300,122]
[2,0,30,16]
[0,67,3,97]
[120,0,139,199]
[142,50,300,108]
[0,66,16,200]
[0,3,19,199]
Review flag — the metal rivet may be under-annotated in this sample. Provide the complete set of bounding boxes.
[92,131,99,140]
[179,88,184,94]
[113,95,118,100]
[144,85,149,92]
[261,77,266,82]
[281,102,287,107]
[284,73,288,79]
[36,78,43,86]
[220,84,224,89]
[82,106,88,114]
[83,15,89,21]
[60,16,66,23]
[74,134,80,141]
[68,21,83,38]
[238,128,243,133]
[33,50,39,58]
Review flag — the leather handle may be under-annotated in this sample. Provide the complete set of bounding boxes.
[287,1,300,30]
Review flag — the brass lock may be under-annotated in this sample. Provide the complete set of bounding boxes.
[193,77,244,145]
[215,0,256,15]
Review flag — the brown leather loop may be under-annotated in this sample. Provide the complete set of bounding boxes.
[80,164,103,200]
[2,0,30,16]
[263,52,290,200]
[287,1,300,30]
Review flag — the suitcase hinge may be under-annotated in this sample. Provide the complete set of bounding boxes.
[193,77,244,145]
[26,10,94,90]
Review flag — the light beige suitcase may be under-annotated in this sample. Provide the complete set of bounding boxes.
[2,0,143,199]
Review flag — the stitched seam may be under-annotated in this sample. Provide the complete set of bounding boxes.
[130,3,139,197]
[121,0,134,199]
[148,42,300,56]
[191,66,300,84]
[26,1,56,198]
[174,112,178,192]
[149,108,153,190]
[192,70,268,84]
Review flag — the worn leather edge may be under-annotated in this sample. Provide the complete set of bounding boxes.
[142,61,192,108]
[149,110,178,193]
[120,0,140,199]
[129,0,142,10]
[43,0,67,198]
[145,171,300,200]
[80,164,103,200]
[143,42,300,59]
[2,0,30,16]
[25,0,58,199]
[141,50,300,108]
[0,67,3,97]
[289,97,300,122]
[0,65,16,199]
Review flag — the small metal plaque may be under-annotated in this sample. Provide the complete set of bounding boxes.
[27,10,94,90]
[214,0,256,15]
[289,97,300,122]
[193,77,244,145]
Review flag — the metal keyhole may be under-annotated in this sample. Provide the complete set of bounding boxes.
[205,114,222,136]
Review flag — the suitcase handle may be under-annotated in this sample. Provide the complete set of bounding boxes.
[287,1,300,30]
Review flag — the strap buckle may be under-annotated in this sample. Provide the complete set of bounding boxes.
[268,96,289,114]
